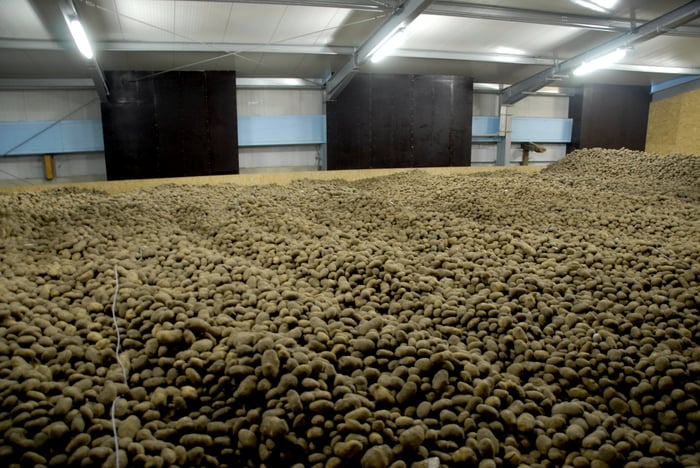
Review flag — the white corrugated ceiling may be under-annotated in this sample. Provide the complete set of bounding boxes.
[0,0,697,90]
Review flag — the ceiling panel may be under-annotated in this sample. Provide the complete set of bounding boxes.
[405,15,590,58]
[0,0,52,40]
[75,0,124,42]
[314,9,355,45]
[271,6,351,45]
[115,0,176,42]
[223,4,286,44]
[174,1,233,43]
[625,35,700,68]
[327,10,385,47]
[0,0,697,88]
[446,0,690,19]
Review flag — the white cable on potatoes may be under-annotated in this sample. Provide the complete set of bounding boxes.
[110,264,128,468]
[111,265,127,384]
[111,398,121,468]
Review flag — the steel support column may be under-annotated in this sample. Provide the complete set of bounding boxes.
[495,104,512,166]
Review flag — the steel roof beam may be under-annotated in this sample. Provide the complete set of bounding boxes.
[323,0,434,100]
[427,1,700,38]
[176,0,700,38]
[0,39,355,55]
[500,0,700,105]
[4,39,698,76]
[185,0,395,11]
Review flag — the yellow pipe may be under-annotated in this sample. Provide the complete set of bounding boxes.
[43,154,54,181]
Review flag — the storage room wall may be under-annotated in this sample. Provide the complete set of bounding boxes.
[471,92,569,166]
[0,89,106,185]
[237,88,323,173]
[646,86,700,155]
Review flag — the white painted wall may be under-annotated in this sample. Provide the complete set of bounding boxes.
[237,88,323,173]
[473,93,499,116]
[512,94,569,118]
[238,146,321,174]
[0,89,106,185]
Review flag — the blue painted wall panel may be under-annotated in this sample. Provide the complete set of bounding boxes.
[472,116,500,135]
[511,117,573,143]
[238,115,326,146]
[0,119,104,156]
[1,114,570,155]
[470,116,572,143]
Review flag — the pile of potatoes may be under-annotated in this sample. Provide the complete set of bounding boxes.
[0,148,699,468]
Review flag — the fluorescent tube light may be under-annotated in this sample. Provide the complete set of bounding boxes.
[68,19,93,59]
[573,48,627,76]
[370,27,407,63]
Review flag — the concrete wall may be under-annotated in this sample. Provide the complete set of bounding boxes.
[0,89,106,185]
[646,87,700,155]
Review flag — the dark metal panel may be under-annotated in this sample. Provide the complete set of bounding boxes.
[101,70,238,180]
[370,74,414,168]
[569,84,650,151]
[326,74,373,170]
[101,71,158,180]
[327,73,472,169]
[206,71,239,174]
[179,72,210,176]
[413,75,472,166]
[567,89,584,154]
[152,73,184,178]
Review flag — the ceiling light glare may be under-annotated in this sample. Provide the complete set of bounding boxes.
[574,48,627,76]
[370,27,407,63]
[591,0,618,9]
[573,0,607,13]
[495,46,526,56]
[68,19,93,59]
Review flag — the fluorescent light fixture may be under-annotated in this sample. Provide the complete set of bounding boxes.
[68,19,93,59]
[370,27,408,63]
[574,48,627,76]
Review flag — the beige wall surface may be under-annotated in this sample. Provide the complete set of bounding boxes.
[646,87,700,155]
